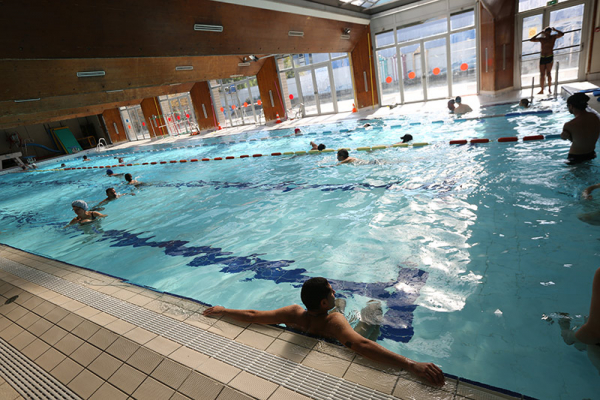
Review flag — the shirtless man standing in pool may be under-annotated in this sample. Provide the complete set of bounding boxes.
[203,277,445,386]
[530,27,564,95]
[561,93,600,164]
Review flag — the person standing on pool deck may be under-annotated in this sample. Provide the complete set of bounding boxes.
[66,200,106,227]
[529,27,564,95]
[561,93,599,164]
[203,277,445,386]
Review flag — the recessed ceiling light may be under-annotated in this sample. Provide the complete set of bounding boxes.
[238,62,251,67]
[77,71,105,78]
[175,66,193,71]
[14,98,40,103]
[288,31,304,37]
[106,89,124,93]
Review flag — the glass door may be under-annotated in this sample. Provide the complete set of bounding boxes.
[297,69,318,116]
[518,1,587,88]
[400,43,424,103]
[315,66,335,114]
[424,37,449,100]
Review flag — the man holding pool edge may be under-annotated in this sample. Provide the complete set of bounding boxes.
[203,277,445,386]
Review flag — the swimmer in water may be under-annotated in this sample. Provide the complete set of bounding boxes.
[96,187,135,207]
[558,267,600,374]
[519,98,530,108]
[66,200,106,227]
[83,155,91,162]
[454,96,472,115]
[203,277,444,386]
[561,93,600,165]
[310,141,326,151]
[447,99,456,113]
[395,134,413,145]
[336,149,360,165]
[124,173,141,185]
[106,169,123,178]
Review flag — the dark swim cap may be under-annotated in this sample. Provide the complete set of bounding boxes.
[567,93,590,110]
[106,169,113,175]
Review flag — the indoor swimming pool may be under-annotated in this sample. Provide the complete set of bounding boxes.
[1,99,599,399]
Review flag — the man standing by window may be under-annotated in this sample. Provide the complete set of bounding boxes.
[530,27,564,95]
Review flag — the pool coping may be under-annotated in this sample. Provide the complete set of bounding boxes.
[0,244,537,400]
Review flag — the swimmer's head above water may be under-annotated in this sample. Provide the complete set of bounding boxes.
[400,134,413,143]
[567,93,590,112]
[106,188,117,199]
[106,169,114,176]
[300,277,335,312]
[519,98,530,108]
[124,173,133,183]
[71,200,88,215]
[337,149,350,161]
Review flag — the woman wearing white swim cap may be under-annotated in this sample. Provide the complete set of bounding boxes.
[65,200,106,227]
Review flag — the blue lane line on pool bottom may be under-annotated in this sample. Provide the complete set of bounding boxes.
[98,229,428,343]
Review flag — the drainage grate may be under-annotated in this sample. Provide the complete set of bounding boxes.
[0,337,81,399]
[0,258,397,400]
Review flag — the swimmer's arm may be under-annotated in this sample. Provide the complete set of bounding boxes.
[329,314,445,386]
[64,218,78,228]
[553,28,564,38]
[575,267,600,345]
[91,211,107,218]
[203,305,303,325]
[561,124,572,141]
[583,184,600,200]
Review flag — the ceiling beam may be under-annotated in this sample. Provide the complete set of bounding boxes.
[0,83,194,130]
[1,56,265,102]
[1,0,367,60]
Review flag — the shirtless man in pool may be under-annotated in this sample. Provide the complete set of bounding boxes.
[203,277,445,386]
[561,93,600,164]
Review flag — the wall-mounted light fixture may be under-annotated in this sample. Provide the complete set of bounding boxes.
[343,28,351,35]
[288,31,304,37]
[77,71,105,78]
[193,24,223,32]
[248,55,259,62]
[106,89,124,93]
[238,62,251,67]
[14,98,41,103]
[170,83,182,86]
[341,34,351,40]
[230,74,243,78]
[175,66,193,71]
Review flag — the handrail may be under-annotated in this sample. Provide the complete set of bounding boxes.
[521,43,581,57]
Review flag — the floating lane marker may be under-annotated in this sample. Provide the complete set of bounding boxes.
[545,134,561,139]
[498,137,518,142]
[294,151,306,155]
[409,122,421,126]
[322,149,335,153]
[390,125,403,129]
[226,156,235,159]
[283,152,294,155]
[271,153,282,156]
[190,159,199,162]
[470,138,490,144]
[357,147,370,151]
[240,155,249,158]
[213,158,222,161]
[392,143,409,147]
[432,120,444,124]
[523,135,544,141]
[371,145,387,150]
[308,150,320,154]
[252,154,262,157]
[412,143,429,147]
[202,158,210,161]
[450,140,467,145]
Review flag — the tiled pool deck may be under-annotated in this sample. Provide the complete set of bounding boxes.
[0,244,532,400]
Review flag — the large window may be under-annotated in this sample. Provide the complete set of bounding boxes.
[277,53,355,116]
[374,8,477,105]
[209,77,262,127]
[158,93,199,136]
[119,105,151,141]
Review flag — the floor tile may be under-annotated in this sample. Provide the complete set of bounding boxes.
[9,330,36,350]
[0,324,23,341]
[0,382,21,400]
[44,306,69,324]
[15,312,40,329]
[278,331,318,350]
[68,369,104,398]
[208,320,245,340]
[27,317,53,337]
[132,377,175,399]
[88,312,117,326]
[89,383,128,400]
[169,346,209,370]
[108,363,147,394]
[122,326,157,345]
[6,305,28,321]
[51,357,84,385]
[31,301,56,317]
[127,346,164,375]
[247,323,283,338]
[88,352,123,380]
[151,358,192,390]
[216,386,254,400]
[105,318,135,335]
[88,328,119,350]
[70,342,102,367]
[235,329,275,351]
[301,350,351,378]
[145,335,181,356]
[71,320,101,340]
[73,305,102,319]
[21,338,50,361]
[178,371,223,400]
[105,336,140,361]
[40,325,68,346]
[56,313,84,331]
[343,362,397,394]
[265,339,310,363]
[195,358,241,384]
[229,371,278,400]
[54,334,84,356]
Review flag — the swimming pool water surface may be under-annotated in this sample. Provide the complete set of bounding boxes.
[1,100,599,399]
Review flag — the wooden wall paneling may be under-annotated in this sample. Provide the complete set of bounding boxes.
[140,97,168,138]
[0,83,194,130]
[102,108,128,143]
[257,57,285,122]
[351,26,378,109]
[189,82,216,131]
[1,0,367,60]
[479,1,515,93]
[0,56,264,103]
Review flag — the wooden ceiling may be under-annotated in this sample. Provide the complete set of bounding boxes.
[1,0,369,129]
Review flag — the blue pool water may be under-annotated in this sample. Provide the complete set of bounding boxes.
[1,100,599,399]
